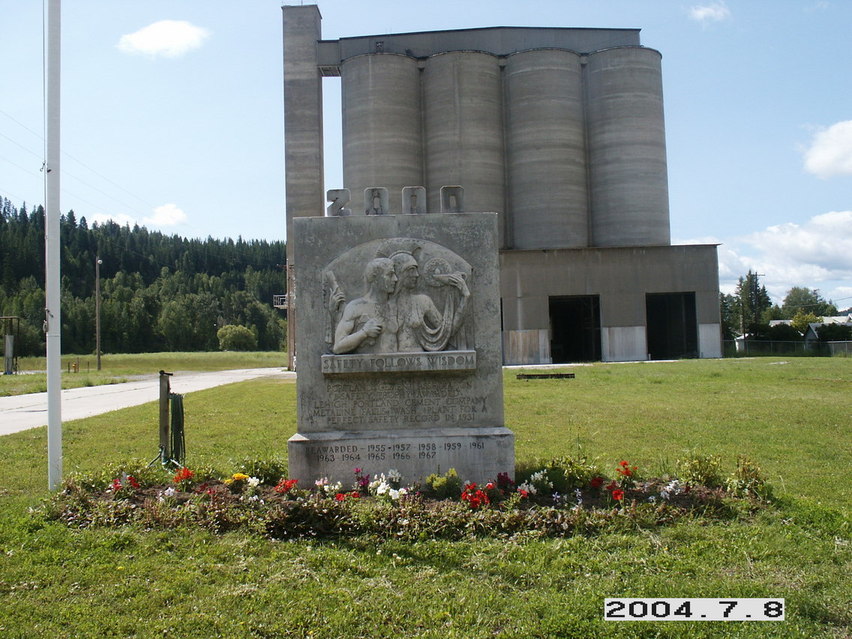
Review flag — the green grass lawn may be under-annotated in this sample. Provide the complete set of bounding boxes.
[0,357,849,638]
[0,351,287,396]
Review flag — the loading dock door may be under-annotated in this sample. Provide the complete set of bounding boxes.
[549,296,601,363]
[646,292,698,360]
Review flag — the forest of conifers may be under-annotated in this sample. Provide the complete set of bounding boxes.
[0,198,286,356]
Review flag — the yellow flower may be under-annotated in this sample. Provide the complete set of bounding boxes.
[232,473,249,481]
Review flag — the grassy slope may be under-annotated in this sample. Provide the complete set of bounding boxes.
[0,357,849,638]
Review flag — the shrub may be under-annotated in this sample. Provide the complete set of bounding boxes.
[423,468,462,500]
[676,452,724,488]
[544,456,603,492]
[217,324,257,351]
[726,455,772,500]
[235,456,289,486]
[817,323,852,342]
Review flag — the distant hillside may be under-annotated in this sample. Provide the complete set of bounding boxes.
[0,198,286,356]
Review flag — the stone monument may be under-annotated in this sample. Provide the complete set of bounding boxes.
[288,212,513,486]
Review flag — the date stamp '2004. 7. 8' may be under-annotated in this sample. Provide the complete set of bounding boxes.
[604,599,785,622]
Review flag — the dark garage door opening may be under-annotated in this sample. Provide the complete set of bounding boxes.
[646,292,698,360]
[549,296,601,363]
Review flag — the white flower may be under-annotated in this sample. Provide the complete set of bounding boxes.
[389,489,400,501]
[518,481,537,495]
[247,477,260,488]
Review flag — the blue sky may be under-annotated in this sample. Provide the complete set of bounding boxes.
[1,1,850,308]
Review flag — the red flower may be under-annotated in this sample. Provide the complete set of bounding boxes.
[128,476,140,490]
[606,480,619,492]
[350,491,361,499]
[616,461,638,477]
[590,476,604,489]
[173,467,194,484]
[518,489,529,499]
[334,493,346,502]
[461,484,490,510]
[485,482,495,491]
[111,478,122,491]
[274,478,299,494]
[497,472,515,490]
[612,489,625,501]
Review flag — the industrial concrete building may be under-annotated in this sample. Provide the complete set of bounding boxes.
[282,5,722,364]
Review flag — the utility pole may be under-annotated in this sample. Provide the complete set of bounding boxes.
[95,256,102,370]
[45,0,62,490]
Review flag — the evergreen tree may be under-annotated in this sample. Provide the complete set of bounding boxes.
[734,271,771,336]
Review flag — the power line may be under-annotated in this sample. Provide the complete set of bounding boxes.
[1,109,157,219]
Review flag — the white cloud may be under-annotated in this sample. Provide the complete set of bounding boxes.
[689,2,731,23]
[117,20,210,58]
[717,210,852,303]
[144,203,187,227]
[803,120,852,178]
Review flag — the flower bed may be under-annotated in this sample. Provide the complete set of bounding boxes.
[45,456,772,540]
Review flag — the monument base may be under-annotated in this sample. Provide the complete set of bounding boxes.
[288,427,515,486]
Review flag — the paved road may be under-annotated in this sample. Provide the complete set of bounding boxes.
[0,368,294,437]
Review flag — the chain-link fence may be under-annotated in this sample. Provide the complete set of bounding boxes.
[723,340,851,357]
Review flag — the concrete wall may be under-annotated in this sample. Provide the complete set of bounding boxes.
[319,27,642,69]
[282,5,324,247]
[500,244,721,362]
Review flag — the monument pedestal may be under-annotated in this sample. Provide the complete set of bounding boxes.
[288,427,515,485]
[290,213,512,487]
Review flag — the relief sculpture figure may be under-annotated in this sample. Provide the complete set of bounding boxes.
[332,258,399,354]
[389,249,470,352]
[328,239,471,355]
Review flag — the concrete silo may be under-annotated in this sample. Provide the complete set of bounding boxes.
[282,11,723,365]
[342,53,422,214]
[423,51,506,244]
[505,49,588,249]
[585,47,670,247]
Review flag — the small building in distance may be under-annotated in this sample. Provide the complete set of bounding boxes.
[282,5,721,364]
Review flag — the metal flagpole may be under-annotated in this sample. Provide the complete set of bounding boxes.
[45,0,62,490]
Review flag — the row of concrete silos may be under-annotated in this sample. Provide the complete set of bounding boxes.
[340,47,670,249]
